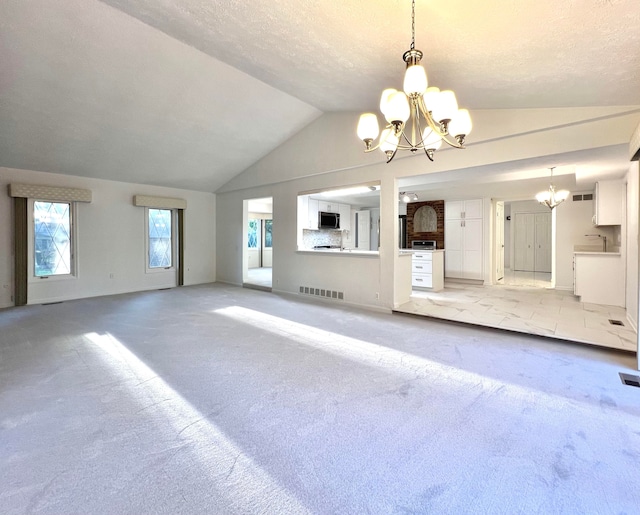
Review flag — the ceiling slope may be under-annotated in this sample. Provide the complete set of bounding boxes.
[0,0,320,192]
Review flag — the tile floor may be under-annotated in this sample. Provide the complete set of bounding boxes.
[396,271,636,353]
[247,267,636,353]
[245,267,273,290]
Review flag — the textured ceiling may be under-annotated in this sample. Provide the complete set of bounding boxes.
[99,0,640,111]
[1,0,639,193]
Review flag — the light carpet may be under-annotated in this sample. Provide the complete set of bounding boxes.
[0,283,638,514]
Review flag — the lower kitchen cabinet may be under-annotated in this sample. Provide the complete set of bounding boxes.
[444,218,483,280]
[574,252,624,307]
[412,250,444,291]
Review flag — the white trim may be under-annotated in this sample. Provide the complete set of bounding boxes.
[27,199,77,281]
[144,207,178,277]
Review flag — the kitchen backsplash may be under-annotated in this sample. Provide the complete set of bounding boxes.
[303,229,343,248]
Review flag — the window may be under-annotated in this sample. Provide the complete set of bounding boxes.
[248,219,259,248]
[33,201,73,277]
[147,208,173,269]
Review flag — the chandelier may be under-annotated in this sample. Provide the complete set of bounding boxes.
[356,0,472,163]
[535,167,569,209]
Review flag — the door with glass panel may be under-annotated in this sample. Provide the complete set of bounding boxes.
[262,219,273,267]
[247,218,261,269]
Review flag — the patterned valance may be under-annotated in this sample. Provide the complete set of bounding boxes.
[8,183,92,203]
[133,195,187,210]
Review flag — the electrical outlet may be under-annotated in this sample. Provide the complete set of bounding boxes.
[375,292,379,299]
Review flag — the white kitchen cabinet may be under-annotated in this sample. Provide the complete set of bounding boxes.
[444,200,483,280]
[317,201,340,213]
[307,198,319,230]
[593,180,624,226]
[412,250,444,291]
[574,252,624,307]
[339,203,351,231]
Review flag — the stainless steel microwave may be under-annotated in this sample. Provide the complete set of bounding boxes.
[318,211,340,230]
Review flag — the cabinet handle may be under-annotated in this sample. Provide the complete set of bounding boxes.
[416,278,423,282]
[416,266,423,269]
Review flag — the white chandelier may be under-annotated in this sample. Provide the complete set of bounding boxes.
[356,0,472,163]
[536,167,569,209]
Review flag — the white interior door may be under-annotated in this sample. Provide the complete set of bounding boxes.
[356,210,371,250]
[496,201,505,280]
[534,212,552,273]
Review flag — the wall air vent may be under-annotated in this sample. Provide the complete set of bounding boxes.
[572,193,594,202]
[299,286,344,301]
[619,372,640,388]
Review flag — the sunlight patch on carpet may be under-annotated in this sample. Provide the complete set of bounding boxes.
[84,331,311,514]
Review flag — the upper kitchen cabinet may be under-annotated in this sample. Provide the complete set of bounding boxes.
[593,180,624,226]
[338,204,351,232]
[445,199,483,220]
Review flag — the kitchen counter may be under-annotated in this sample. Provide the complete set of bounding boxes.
[297,249,379,257]
[573,251,621,256]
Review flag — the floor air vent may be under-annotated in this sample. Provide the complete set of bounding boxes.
[299,286,344,300]
[608,319,624,326]
[619,373,640,388]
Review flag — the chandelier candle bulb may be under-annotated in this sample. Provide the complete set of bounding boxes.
[431,90,458,124]
[449,109,472,139]
[385,91,411,124]
[379,88,397,116]
[355,0,471,163]
[380,128,400,155]
[357,113,380,143]
[403,65,428,96]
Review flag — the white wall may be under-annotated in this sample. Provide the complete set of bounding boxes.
[216,169,398,311]
[0,167,215,307]
[626,161,639,331]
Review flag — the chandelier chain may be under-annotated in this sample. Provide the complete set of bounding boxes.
[410,0,416,50]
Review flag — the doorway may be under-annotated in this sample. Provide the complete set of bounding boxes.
[498,201,553,288]
[244,197,273,291]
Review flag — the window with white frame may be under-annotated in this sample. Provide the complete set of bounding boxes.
[33,201,74,277]
[146,208,175,270]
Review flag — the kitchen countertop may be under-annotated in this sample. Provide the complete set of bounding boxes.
[574,251,621,256]
[297,249,379,256]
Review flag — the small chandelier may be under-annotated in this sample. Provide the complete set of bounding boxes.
[536,167,569,209]
[399,192,418,203]
[356,0,472,163]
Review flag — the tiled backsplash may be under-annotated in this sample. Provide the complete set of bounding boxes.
[302,229,343,249]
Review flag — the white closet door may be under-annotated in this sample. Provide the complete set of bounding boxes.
[514,213,535,271]
[534,212,552,273]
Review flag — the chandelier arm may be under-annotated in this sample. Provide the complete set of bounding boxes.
[417,97,465,149]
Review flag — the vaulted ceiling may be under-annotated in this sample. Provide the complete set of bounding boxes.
[1,0,639,192]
